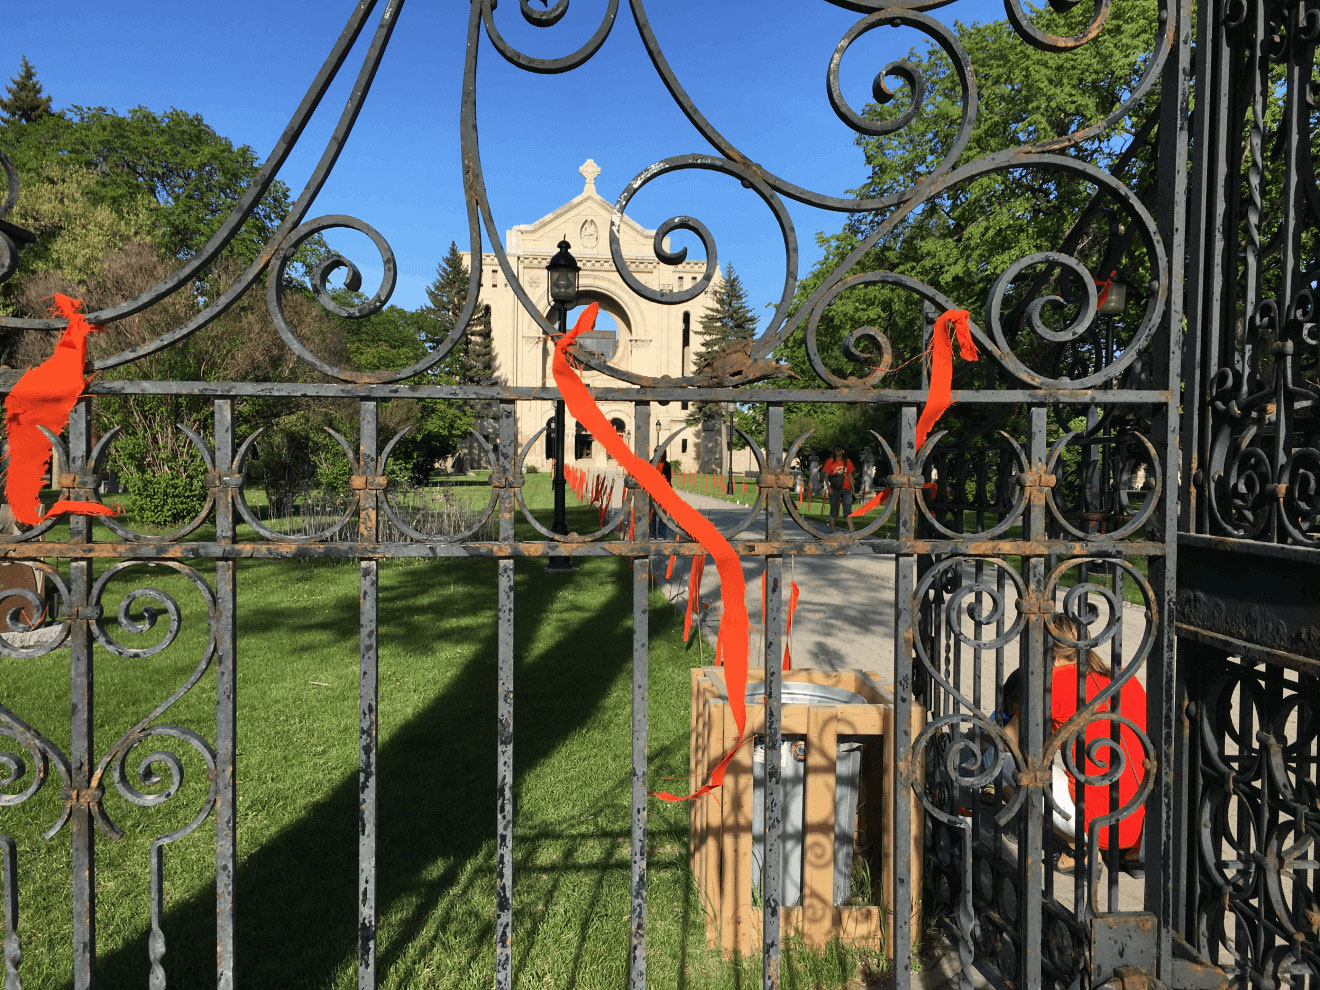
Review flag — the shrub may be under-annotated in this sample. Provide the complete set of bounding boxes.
[126,466,207,527]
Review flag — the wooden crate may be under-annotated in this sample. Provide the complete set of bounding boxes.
[689,667,925,958]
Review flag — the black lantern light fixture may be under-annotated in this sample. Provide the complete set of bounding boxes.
[546,239,579,572]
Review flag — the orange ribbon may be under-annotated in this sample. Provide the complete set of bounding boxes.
[553,304,750,803]
[4,295,121,526]
[851,308,977,517]
[783,580,801,670]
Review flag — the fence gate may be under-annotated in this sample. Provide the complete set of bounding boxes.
[0,1,1313,989]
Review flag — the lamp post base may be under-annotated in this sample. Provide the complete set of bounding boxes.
[546,556,576,573]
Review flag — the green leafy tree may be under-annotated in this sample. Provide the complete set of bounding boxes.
[0,57,54,124]
[689,264,757,469]
[341,302,475,484]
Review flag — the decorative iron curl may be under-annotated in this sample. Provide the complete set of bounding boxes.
[608,156,797,354]
[86,562,216,840]
[92,424,218,544]
[512,425,627,542]
[1278,446,1320,546]
[1043,557,1155,673]
[232,427,357,543]
[912,557,1026,712]
[1004,0,1112,53]
[0,150,22,285]
[482,0,620,73]
[912,712,1029,828]
[629,0,977,215]
[0,715,64,813]
[0,565,69,662]
[826,10,976,181]
[267,215,460,384]
[378,427,500,542]
[916,431,1031,540]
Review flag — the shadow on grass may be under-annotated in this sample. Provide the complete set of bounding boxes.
[83,555,691,989]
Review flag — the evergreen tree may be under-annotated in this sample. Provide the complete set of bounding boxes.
[694,264,756,368]
[688,264,757,469]
[424,241,496,385]
[0,57,54,124]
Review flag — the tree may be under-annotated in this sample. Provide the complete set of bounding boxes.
[688,264,757,470]
[424,241,495,384]
[0,57,54,124]
[773,1,1163,453]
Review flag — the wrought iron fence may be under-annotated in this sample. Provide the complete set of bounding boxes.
[3,0,1308,988]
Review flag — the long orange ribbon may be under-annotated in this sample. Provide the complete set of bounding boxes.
[851,308,977,517]
[553,304,750,803]
[4,295,120,526]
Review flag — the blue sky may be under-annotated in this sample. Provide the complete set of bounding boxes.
[8,1,1005,320]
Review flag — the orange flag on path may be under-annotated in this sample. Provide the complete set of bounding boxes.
[4,295,120,526]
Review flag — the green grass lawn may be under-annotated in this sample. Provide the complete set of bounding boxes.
[2,477,883,989]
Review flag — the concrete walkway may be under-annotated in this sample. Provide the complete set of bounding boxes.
[647,488,1154,695]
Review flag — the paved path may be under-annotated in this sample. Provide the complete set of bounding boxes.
[643,487,1153,696]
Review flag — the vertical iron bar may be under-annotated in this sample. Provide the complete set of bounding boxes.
[495,402,518,990]
[893,406,917,990]
[215,399,237,990]
[1152,0,1192,974]
[358,401,379,990]
[1,835,18,989]
[762,404,785,990]
[629,406,650,990]
[68,401,95,990]
[1020,406,1048,990]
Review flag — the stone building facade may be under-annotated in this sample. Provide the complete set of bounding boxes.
[465,161,734,474]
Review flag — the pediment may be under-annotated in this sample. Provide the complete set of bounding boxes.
[509,191,656,259]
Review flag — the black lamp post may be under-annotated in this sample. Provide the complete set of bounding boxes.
[547,239,579,572]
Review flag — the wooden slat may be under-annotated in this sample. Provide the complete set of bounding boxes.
[881,704,895,959]
[802,706,838,949]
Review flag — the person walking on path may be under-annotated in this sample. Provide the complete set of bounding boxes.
[822,444,856,532]
[650,451,674,538]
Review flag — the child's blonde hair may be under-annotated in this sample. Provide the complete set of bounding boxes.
[1048,614,1108,675]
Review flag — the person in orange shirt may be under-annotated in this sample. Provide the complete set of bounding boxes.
[822,444,856,532]
[1002,614,1147,875]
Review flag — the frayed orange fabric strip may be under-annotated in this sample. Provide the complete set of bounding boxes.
[553,304,749,803]
[914,308,977,452]
[665,554,676,580]
[851,309,976,517]
[4,295,119,526]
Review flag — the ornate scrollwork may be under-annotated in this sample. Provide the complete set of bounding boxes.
[481,0,620,73]
[87,562,217,841]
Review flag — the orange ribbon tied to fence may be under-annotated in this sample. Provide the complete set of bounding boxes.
[3,294,121,527]
[552,304,750,803]
[851,308,978,518]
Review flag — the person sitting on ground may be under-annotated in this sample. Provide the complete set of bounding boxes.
[822,444,856,532]
[1001,614,1147,874]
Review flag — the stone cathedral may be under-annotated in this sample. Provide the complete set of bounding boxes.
[464,160,722,473]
